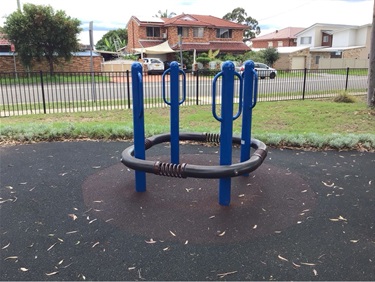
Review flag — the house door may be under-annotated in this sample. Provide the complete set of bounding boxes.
[291,57,305,69]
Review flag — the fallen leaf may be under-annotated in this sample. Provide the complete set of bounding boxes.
[253,225,257,229]
[20,267,29,272]
[92,166,101,169]
[350,239,359,243]
[209,216,215,219]
[322,181,334,187]
[46,271,59,276]
[58,259,64,265]
[184,240,189,245]
[217,271,238,278]
[292,262,301,268]
[5,256,18,260]
[278,254,289,262]
[68,214,78,221]
[301,262,316,266]
[313,269,318,276]
[163,246,170,251]
[128,267,136,270]
[169,231,176,237]
[238,194,245,198]
[92,242,99,248]
[145,239,156,244]
[47,242,57,251]
[218,231,226,237]
[66,231,78,234]
[1,243,10,250]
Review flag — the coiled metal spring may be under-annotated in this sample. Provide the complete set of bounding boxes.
[154,161,187,178]
[205,133,220,143]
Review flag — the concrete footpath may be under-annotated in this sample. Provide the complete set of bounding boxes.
[0,140,374,281]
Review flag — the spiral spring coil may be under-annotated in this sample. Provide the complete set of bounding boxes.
[154,161,187,178]
[205,133,220,143]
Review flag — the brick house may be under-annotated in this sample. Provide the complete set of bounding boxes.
[0,33,102,72]
[251,27,305,48]
[126,14,250,62]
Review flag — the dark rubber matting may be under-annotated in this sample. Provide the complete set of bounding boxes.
[0,141,374,281]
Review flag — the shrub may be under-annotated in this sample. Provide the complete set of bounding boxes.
[333,91,357,103]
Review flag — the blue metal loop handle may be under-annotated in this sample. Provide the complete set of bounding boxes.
[162,68,187,105]
[212,71,243,122]
[252,69,258,109]
[137,72,143,117]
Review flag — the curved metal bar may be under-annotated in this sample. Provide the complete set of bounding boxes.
[233,71,243,120]
[178,69,186,105]
[121,132,267,179]
[162,69,171,105]
[211,71,223,122]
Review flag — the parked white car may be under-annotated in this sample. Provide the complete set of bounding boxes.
[143,58,164,74]
[239,62,277,79]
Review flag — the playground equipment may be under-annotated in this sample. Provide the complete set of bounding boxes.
[121,60,267,206]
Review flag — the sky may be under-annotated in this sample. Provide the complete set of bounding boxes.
[0,0,373,45]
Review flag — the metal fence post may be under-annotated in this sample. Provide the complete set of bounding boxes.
[39,71,46,114]
[345,67,349,91]
[195,70,199,105]
[302,68,307,100]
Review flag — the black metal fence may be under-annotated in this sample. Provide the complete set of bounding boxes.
[0,68,368,116]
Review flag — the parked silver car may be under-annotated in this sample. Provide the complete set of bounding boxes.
[239,62,277,79]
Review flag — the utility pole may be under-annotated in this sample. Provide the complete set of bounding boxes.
[17,0,21,11]
[368,0,375,107]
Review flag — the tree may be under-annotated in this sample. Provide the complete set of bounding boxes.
[3,3,81,74]
[155,10,176,18]
[223,7,260,41]
[95,28,127,51]
[368,0,375,107]
[260,47,279,66]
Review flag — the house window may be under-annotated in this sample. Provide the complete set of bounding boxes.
[278,41,283,47]
[300,36,312,44]
[177,27,189,37]
[315,56,320,64]
[267,41,273,47]
[323,35,329,43]
[216,28,232,38]
[193,27,204,38]
[146,27,161,37]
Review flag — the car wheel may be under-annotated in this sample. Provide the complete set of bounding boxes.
[270,72,276,79]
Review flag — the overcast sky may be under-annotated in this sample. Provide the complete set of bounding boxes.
[1,0,373,45]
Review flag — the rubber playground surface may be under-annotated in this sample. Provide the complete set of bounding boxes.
[0,140,374,281]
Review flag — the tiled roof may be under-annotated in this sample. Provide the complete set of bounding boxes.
[163,14,248,29]
[139,40,165,48]
[178,41,250,52]
[252,27,305,41]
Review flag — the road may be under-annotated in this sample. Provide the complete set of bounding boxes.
[0,73,368,115]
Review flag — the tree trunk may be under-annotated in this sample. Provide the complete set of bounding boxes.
[368,0,375,107]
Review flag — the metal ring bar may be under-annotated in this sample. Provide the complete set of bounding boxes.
[121,132,267,179]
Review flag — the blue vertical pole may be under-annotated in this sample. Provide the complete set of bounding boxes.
[240,60,256,168]
[219,61,235,206]
[131,62,146,192]
[169,62,180,164]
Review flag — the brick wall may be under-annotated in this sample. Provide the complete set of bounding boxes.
[0,55,102,73]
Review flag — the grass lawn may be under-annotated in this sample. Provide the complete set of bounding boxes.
[1,96,374,150]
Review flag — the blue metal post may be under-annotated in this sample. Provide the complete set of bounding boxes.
[131,62,146,192]
[218,61,235,206]
[169,62,180,164]
[240,60,257,168]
